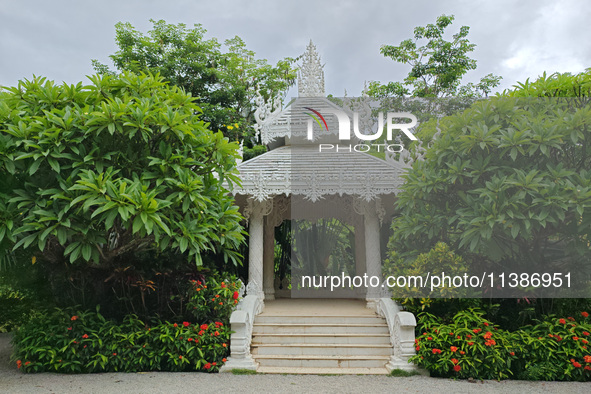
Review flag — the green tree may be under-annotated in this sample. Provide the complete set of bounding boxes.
[0,72,244,271]
[368,14,501,99]
[389,70,591,286]
[93,20,297,142]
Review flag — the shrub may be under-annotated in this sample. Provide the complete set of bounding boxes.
[11,277,241,373]
[186,274,241,323]
[412,309,516,380]
[412,308,591,381]
[11,307,231,373]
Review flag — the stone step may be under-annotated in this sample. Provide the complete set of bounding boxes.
[255,315,385,324]
[251,343,392,356]
[252,323,389,335]
[253,354,390,368]
[252,333,391,345]
[256,366,390,375]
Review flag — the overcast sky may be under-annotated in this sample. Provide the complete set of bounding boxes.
[1,0,590,96]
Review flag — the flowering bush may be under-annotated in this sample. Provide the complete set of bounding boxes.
[412,308,591,381]
[11,307,232,373]
[186,274,241,324]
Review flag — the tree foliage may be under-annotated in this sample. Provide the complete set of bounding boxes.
[0,72,244,270]
[389,71,591,277]
[369,14,501,98]
[94,20,297,142]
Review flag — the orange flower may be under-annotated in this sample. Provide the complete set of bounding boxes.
[71,316,78,321]
[24,361,30,366]
[460,351,465,355]
[16,360,22,369]
[453,365,461,372]
[222,358,227,362]
[585,366,591,371]
[583,355,591,363]
[573,361,582,368]
[483,332,493,339]
[451,358,459,364]
[222,343,227,348]
[188,338,193,342]
[214,331,220,337]
[450,346,458,352]
[559,318,566,324]
[173,323,178,327]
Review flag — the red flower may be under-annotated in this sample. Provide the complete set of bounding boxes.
[179,355,183,359]
[585,366,591,371]
[583,331,590,336]
[16,360,22,369]
[67,327,72,331]
[215,322,223,327]
[556,336,563,342]
[198,330,205,336]
[467,342,474,346]
[204,363,211,370]
[233,291,239,300]
[583,339,589,344]
[453,365,461,372]
[426,337,433,341]
[583,355,591,363]
[483,332,493,339]
[466,334,472,339]
[415,346,420,351]
[71,316,78,321]
[222,358,227,363]
[212,362,217,366]
[432,348,442,354]
[219,302,223,305]
[221,283,226,288]
[222,343,227,348]
[25,361,30,366]
[573,361,582,368]
[450,346,458,352]
[484,322,489,326]
[214,331,220,337]
[183,321,190,327]
[568,317,575,321]
[173,323,178,328]
[449,332,454,336]
[215,295,220,298]
[188,338,193,342]
[559,318,566,324]
[573,337,579,341]
[484,339,496,347]
[113,353,117,356]
[473,328,481,334]
[451,358,459,365]
[510,352,515,356]
[82,334,89,339]
[200,324,209,330]
[582,312,589,318]
[460,351,465,355]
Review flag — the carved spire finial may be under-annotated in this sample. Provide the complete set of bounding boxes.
[298,40,325,97]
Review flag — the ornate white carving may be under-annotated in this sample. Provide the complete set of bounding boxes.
[298,40,325,97]
[375,298,419,373]
[253,89,286,145]
[219,294,264,372]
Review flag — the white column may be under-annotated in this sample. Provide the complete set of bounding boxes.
[248,201,266,300]
[263,216,275,300]
[354,219,366,298]
[364,204,382,305]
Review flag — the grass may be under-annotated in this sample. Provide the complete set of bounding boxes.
[231,368,258,375]
[389,369,421,377]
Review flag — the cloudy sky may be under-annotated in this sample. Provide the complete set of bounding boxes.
[1,0,589,96]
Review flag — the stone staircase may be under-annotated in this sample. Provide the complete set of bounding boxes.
[251,301,392,374]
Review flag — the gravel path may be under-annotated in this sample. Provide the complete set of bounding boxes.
[1,333,590,394]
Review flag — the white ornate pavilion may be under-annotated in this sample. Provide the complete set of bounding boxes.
[221,41,417,374]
